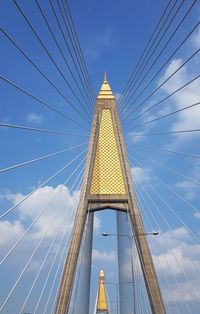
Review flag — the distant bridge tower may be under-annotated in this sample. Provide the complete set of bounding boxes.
[55,73,165,314]
[96,269,109,314]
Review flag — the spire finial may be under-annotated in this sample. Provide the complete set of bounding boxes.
[97,72,115,99]
[104,71,107,82]
[100,269,105,277]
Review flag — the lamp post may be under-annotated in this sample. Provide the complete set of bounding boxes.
[103,282,118,314]
[104,300,118,313]
[103,281,132,314]
[102,232,159,238]
[102,231,159,313]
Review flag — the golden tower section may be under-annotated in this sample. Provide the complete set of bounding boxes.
[90,109,126,194]
[97,269,108,312]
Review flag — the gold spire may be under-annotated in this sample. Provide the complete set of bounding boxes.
[97,269,109,312]
[104,71,107,82]
[97,72,115,99]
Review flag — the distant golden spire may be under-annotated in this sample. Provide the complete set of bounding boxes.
[97,72,115,99]
[97,269,109,312]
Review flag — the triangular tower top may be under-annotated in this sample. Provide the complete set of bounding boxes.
[97,269,109,313]
[90,73,126,195]
[97,72,115,99]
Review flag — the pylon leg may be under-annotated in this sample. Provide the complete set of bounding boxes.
[128,199,166,314]
[55,200,89,314]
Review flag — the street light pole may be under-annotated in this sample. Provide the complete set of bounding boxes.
[102,231,159,314]
[103,282,118,314]
[102,232,159,238]
[103,281,132,314]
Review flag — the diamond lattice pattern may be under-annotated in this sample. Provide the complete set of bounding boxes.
[90,109,126,194]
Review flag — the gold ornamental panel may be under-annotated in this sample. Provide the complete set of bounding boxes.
[90,109,126,194]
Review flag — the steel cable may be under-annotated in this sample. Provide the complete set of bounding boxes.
[134,143,200,159]
[0,149,87,219]
[123,47,200,124]
[118,0,175,106]
[121,19,200,119]
[128,128,200,137]
[62,0,96,103]
[129,155,200,243]
[136,181,200,277]
[18,159,85,313]
[0,195,74,312]
[129,101,200,130]
[0,75,87,129]
[0,122,88,137]
[0,142,87,174]
[135,184,191,313]
[0,157,86,265]
[48,0,94,111]
[120,0,197,114]
[136,183,200,307]
[124,74,200,126]
[58,0,95,106]
[132,149,200,187]
[34,0,93,120]
[0,25,90,125]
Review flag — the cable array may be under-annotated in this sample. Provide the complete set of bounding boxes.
[1,0,200,312]
[119,0,198,115]
[0,1,94,311]
[127,149,200,311]
[118,2,200,303]
[118,0,176,107]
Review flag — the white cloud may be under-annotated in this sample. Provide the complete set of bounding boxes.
[158,56,200,142]
[152,227,192,254]
[194,212,200,219]
[97,26,116,48]
[3,185,79,239]
[176,180,199,201]
[0,185,80,267]
[26,113,44,124]
[119,247,132,280]
[92,249,116,262]
[117,227,200,305]
[128,130,145,143]
[0,186,82,284]
[175,161,200,200]
[173,226,191,239]
[115,93,121,102]
[163,279,200,303]
[0,220,24,246]
[127,28,200,148]
[192,27,200,49]
[150,227,200,303]
[131,166,150,184]
[126,92,168,143]
[85,47,98,58]
[86,26,116,58]
[94,214,101,233]
[127,109,157,143]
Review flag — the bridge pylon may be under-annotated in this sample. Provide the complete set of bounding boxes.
[55,73,165,314]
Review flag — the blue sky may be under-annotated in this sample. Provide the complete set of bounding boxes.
[0,0,200,313]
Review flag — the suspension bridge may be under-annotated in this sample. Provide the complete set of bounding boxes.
[0,1,200,313]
